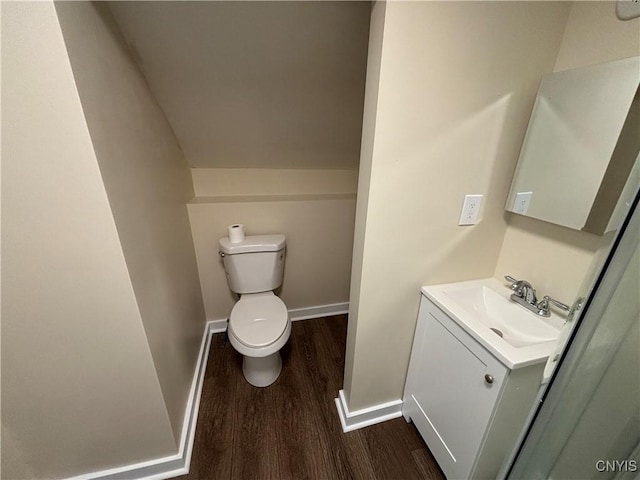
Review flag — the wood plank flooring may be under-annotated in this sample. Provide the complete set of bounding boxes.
[179,315,444,480]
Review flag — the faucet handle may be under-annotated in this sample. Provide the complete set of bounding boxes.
[538,295,570,314]
[504,275,520,290]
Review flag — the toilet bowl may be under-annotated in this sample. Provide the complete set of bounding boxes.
[227,292,291,387]
[218,233,289,387]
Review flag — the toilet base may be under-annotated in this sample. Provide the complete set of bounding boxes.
[242,352,282,387]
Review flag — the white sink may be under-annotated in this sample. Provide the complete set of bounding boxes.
[422,278,564,368]
[443,285,561,347]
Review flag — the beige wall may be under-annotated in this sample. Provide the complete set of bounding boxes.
[104,1,368,325]
[494,1,640,304]
[188,169,356,321]
[554,1,640,72]
[344,0,387,400]
[494,217,603,303]
[54,1,206,441]
[1,2,176,478]
[344,1,571,411]
[192,168,358,197]
[107,1,370,170]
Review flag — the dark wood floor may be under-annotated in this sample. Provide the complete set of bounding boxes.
[179,315,445,480]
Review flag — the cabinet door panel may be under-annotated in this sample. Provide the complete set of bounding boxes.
[409,302,507,479]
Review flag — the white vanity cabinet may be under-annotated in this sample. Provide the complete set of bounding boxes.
[402,295,544,480]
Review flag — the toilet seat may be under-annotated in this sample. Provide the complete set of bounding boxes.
[229,292,288,348]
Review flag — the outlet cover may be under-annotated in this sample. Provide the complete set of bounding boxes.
[459,194,483,225]
[513,192,533,214]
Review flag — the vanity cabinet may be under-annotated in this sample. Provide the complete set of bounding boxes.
[402,295,543,479]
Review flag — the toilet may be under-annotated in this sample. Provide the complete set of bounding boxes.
[218,234,290,387]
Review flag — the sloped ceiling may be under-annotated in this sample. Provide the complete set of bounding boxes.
[107,1,370,169]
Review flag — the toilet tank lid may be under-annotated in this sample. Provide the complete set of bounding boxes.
[219,234,286,254]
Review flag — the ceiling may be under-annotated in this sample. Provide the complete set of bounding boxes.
[108,1,371,169]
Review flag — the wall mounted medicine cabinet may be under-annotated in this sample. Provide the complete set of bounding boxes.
[505,56,640,235]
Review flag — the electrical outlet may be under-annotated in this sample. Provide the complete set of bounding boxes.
[459,194,483,225]
[513,192,533,214]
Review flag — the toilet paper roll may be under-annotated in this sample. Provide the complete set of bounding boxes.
[228,224,245,243]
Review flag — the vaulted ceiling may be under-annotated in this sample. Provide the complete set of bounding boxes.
[107,1,370,169]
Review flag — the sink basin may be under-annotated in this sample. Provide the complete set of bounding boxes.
[443,285,560,348]
[422,278,564,368]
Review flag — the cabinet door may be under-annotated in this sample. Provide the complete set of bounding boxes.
[403,298,507,479]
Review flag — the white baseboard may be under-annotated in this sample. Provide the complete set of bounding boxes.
[208,318,228,333]
[288,302,349,321]
[334,389,403,433]
[208,301,349,326]
[68,321,217,480]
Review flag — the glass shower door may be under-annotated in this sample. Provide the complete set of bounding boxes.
[507,192,639,479]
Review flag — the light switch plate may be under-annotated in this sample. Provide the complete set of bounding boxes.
[459,194,483,225]
[513,192,533,214]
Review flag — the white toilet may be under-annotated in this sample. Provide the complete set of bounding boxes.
[218,234,290,387]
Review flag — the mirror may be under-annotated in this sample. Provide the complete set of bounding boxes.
[506,56,640,235]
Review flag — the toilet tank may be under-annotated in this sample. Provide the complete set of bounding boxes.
[218,234,286,294]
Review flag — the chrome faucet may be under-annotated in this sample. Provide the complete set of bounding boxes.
[504,275,570,317]
[505,275,537,304]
